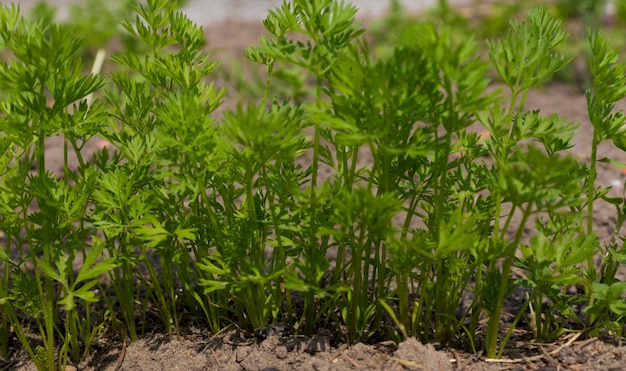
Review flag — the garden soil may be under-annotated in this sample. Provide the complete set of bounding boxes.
[5,13,626,371]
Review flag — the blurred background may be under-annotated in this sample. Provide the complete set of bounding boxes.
[1,0,622,104]
[1,0,624,99]
[1,0,469,23]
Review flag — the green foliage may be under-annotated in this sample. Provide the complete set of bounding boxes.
[554,0,607,27]
[0,2,107,368]
[583,27,626,337]
[2,0,626,368]
[69,0,138,50]
[488,7,571,96]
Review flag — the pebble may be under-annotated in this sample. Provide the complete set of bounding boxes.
[275,345,288,359]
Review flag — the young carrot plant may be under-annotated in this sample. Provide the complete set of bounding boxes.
[242,0,368,337]
[98,0,226,338]
[479,8,598,357]
[583,28,626,336]
[0,3,112,368]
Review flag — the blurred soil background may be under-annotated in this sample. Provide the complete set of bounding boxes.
[7,0,467,23]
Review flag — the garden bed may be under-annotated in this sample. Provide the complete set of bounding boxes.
[4,2,626,370]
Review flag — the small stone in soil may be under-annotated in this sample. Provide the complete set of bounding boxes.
[254,323,293,339]
[275,345,289,359]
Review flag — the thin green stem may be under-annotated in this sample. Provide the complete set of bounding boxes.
[1,300,38,366]
[505,87,521,145]
[496,298,531,359]
[39,243,57,370]
[396,272,409,335]
[263,164,287,322]
[35,123,57,368]
[468,263,485,340]
[351,221,369,342]
[303,72,323,335]
[68,309,79,362]
[535,292,543,337]
[499,201,519,241]
[585,131,600,325]
[587,134,598,237]
[262,62,275,109]
[486,188,536,358]
[517,88,530,114]
[373,238,387,333]
[245,166,261,268]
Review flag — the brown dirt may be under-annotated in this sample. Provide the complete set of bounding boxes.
[5,15,626,371]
